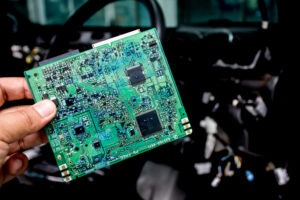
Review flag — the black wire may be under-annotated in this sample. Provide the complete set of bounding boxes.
[144,0,166,39]
[258,0,269,22]
[64,0,113,31]
[47,0,165,59]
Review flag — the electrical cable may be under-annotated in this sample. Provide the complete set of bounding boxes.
[258,0,269,29]
[46,0,165,58]
[258,0,269,22]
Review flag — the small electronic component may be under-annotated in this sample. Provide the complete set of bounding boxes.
[74,125,85,135]
[24,28,192,182]
[136,110,162,137]
[126,64,146,85]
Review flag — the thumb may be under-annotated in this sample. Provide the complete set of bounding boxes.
[0,100,56,143]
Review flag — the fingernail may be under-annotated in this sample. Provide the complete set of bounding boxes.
[13,159,23,171]
[33,100,56,118]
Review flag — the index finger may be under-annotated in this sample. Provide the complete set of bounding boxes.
[0,77,33,106]
[8,131,48,154]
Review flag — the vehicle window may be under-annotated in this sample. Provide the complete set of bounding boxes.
[180,0,278,24]
[8,0,278,27]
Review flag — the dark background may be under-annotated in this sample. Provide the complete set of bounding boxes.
[0,0,295,199]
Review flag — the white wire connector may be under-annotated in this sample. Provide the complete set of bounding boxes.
[262,20,269,30]
[200,116,218,159]
[274,168,290,186]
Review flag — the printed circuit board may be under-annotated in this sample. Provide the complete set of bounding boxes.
[24,28,192,182]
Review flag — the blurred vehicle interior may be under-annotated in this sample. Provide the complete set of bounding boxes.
[0,0,295,199]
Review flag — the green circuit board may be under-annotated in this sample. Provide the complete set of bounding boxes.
[24,28,192,182]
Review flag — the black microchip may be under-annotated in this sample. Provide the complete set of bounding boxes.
[93,141,101,148]
[74,125,85,135]
[65,97,74,106]
[42,93,49,99]
[136,110,162,137]
[81,74,88,79]
[56,85,66,92]
[149,40,157,47]
[126,65,146,86]
[129,129,135,136]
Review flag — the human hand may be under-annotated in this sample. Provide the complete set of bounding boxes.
[0,77,56,186]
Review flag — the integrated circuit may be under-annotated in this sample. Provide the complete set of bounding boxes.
[136,110,162,137]
[24,28,192,182]
[74,125,85,135]
[126,64,146,86]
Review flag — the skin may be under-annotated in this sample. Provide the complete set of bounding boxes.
[0,77,56,186]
